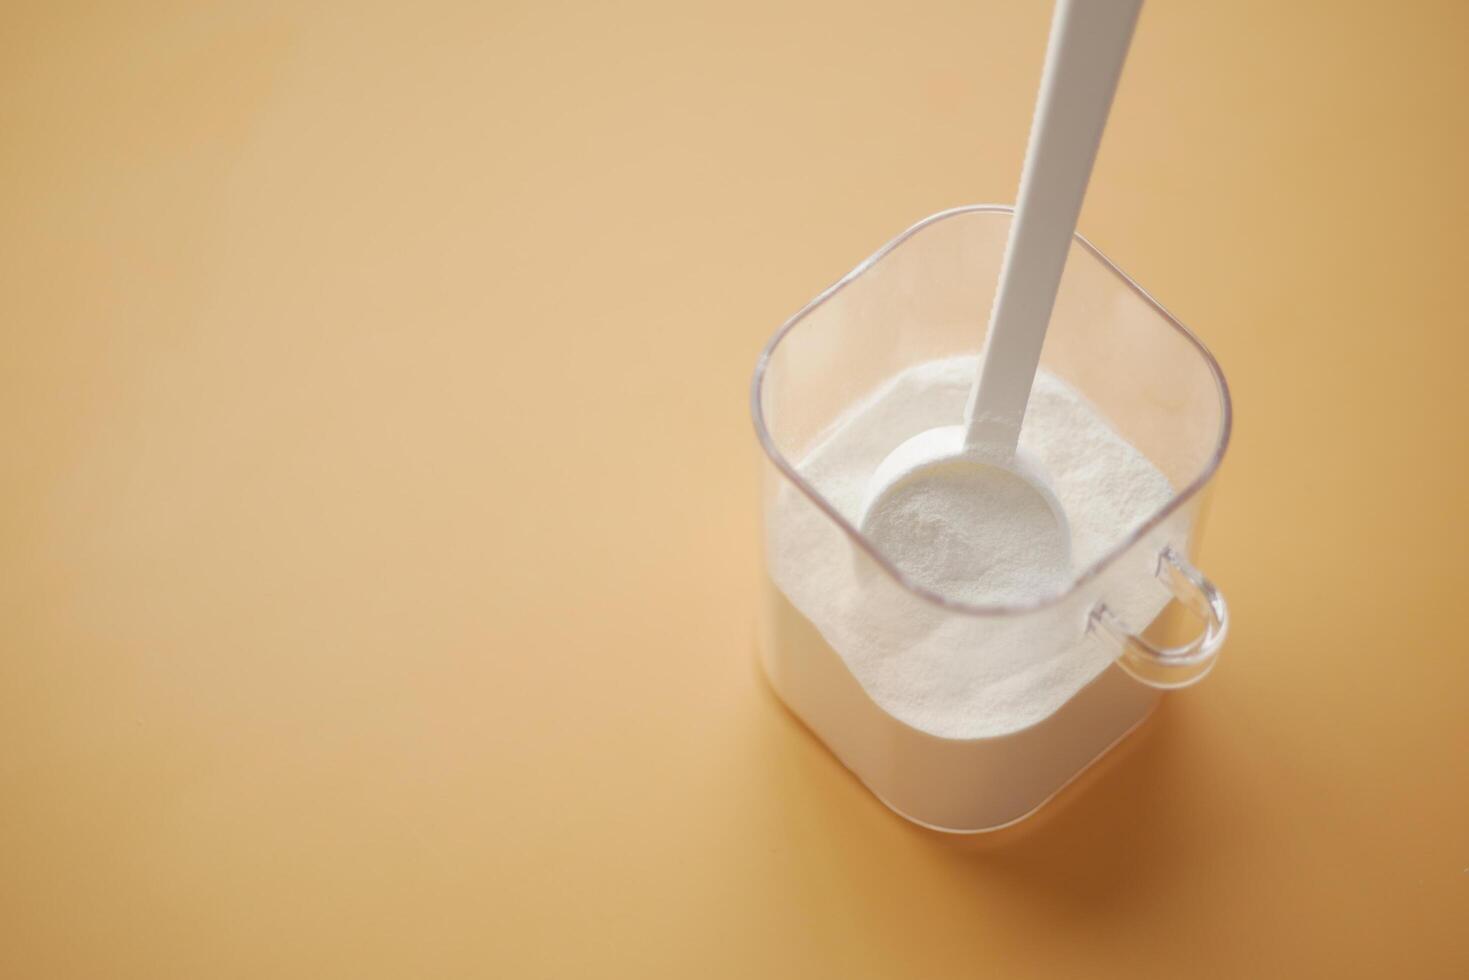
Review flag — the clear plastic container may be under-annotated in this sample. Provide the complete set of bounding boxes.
[751,206,1231,832]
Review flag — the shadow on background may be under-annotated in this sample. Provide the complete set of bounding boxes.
[915,699,1203,908]
[749,647,1232,930]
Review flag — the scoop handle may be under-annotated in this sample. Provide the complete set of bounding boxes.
[965,0,1143,454]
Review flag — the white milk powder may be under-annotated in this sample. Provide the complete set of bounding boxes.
[768,355,1180,739]
[861,452,1072,607]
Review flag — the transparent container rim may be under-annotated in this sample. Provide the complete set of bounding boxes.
[749,204,1234,617]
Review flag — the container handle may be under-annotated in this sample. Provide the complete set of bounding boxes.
[1088,546,1229,690]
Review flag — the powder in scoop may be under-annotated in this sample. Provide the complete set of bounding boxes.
[862,455,1070,606]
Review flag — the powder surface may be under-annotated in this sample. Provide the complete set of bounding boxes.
[768,355,1186,738]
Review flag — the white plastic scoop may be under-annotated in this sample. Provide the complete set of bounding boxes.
[859,0,1143,604]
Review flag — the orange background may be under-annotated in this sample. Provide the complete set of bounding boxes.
[2,1,1466,976]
